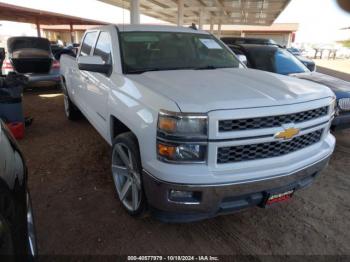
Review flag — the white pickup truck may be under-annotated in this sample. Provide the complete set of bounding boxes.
[60,25,336,222]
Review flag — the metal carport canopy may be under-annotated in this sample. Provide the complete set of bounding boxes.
[99,0,291,27]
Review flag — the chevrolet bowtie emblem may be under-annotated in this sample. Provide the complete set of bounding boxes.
[275,127,300,140]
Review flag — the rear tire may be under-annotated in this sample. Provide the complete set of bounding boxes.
[62,80,82,121]
[111,132,146,216]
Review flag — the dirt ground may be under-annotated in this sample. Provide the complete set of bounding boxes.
[18,88,350,256]
[315,59,350,75]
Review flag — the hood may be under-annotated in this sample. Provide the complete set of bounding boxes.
[292,72,350,98]
[127,68,334,112]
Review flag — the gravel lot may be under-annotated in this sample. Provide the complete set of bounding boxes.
[18,88,350,256]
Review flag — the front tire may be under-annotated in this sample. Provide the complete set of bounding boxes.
[111,132,146,216]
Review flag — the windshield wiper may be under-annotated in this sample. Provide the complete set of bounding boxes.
[126,66,197,74]
[126,68,162,74]
[194,65,236,70]
[194,65,218,70]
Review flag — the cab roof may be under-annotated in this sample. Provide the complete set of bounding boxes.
[90,24,210,35]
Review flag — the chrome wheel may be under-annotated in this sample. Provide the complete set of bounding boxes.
[112,143,142,212]
[63,93,70,118]
[26,192,37,257]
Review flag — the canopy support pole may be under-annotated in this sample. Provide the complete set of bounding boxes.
[36,17,41,37]
[199,9,204,30]
[218,22,222,38]
[130,0,140,25]
[177,0,184,26]
[210,17,214,34]
[70,23,74,44]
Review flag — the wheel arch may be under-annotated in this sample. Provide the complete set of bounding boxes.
[110,115,141,150]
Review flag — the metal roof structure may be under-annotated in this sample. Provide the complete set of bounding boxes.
[100,0,291,26]
[0,2,106,26]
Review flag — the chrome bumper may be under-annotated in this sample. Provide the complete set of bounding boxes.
[142,155,331,222]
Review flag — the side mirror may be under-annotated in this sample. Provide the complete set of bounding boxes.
[305,62,316,72]
[237,54,248,65]
[78,56,111,74]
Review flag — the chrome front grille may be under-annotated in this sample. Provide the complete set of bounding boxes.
[219,106,328,132]
[338,98,350,111]
[217,129,323,164]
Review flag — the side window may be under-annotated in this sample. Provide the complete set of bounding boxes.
[80,32,98,56]
[93,32,112,64]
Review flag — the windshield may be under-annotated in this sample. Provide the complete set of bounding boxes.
[120,31,241,74]
[248,48,309,75]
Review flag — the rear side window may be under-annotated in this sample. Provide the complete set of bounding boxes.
[80,32,98,56]
[93,32,112,64]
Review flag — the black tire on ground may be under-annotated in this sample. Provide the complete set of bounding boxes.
[61,80,82,121]
[112,132,147,216]
[0,182,31,261]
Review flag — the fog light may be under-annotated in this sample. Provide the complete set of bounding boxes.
[169,190,201,204]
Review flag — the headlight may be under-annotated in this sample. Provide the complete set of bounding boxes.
[157,141,207,163]
[158,110,208,139]
[157,110,208,163]
[338,98,350,111]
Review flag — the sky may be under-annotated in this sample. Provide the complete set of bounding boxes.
[0,0,349,44]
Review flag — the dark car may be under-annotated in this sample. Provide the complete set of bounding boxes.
[221,37,316,72]
[0,120,37,259]
[2,37,61,89]
[221,36,278,46]
[228,43,350,129]
[0,48,5,73]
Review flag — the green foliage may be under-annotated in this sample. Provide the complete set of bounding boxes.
[338,39,350,47]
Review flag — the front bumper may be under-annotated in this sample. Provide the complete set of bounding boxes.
[332,112,350,130]
[143,155,331,223]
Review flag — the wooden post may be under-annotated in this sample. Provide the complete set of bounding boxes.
[36,17,41,37]
[70,23,74,44]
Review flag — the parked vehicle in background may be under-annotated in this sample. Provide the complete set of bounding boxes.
[221,36,278,45]
[286,47,316,71]
[53,45,78,60]
[1,37,61,89]
[221,37,316,72]
[287,47,302,56]
[0,120,37,259]
[50,44,64,59]
[61,25,335,222]
[228,43,350,129]
[0,48,5,73]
